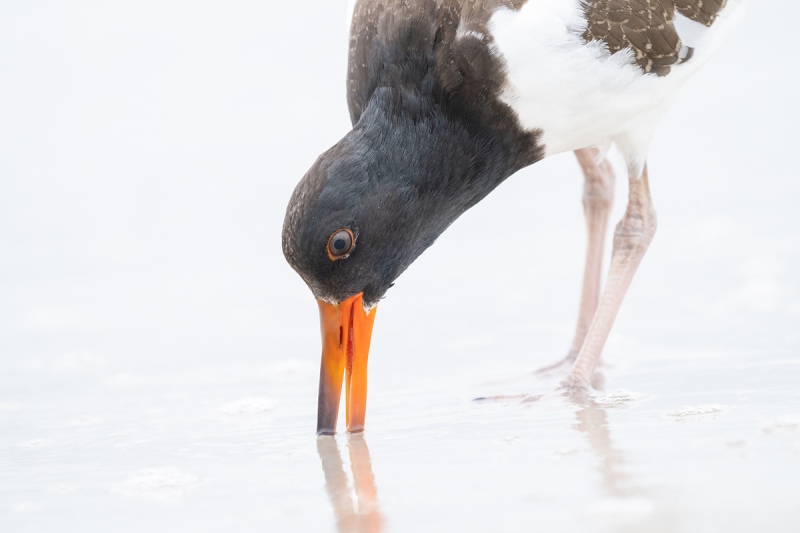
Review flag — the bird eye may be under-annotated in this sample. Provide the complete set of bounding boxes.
[327,228,355,260]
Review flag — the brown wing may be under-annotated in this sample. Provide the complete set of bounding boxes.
[581,0,728,76]
[675,0,728,26]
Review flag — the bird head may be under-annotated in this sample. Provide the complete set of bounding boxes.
[282,87,538,435]
[282,133,433,312]
[282,105,452,435]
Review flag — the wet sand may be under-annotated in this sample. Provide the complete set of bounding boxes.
[2,348,799,532]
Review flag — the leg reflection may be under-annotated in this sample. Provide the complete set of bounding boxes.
[317,434,384,533]
[575,402,631,497]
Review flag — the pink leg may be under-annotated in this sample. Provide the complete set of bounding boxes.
[564,164,657,390]
[538,148,615,373]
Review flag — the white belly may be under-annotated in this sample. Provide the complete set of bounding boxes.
[488,0,746,168]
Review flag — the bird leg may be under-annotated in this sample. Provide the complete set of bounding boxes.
[569,149,617,359]
[563,163,656,391]
[537,148,615,374]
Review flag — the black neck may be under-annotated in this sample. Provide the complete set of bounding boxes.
[349,85,535,233]
[322,85,538,305]
[283,5,546,306]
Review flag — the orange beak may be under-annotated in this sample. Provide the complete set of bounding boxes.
[316,293,377,435]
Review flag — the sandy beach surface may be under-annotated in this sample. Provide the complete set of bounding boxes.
[2,1,799,531]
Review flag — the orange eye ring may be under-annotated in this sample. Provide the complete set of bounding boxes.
[326,228,356,261]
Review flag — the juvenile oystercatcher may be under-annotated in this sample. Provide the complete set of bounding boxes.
[282,0,745,435]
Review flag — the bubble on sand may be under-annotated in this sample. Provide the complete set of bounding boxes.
[117,468,199,502]
[122,468,199,490]
[65,416,102,427]
[10,501,41,513]
[594,390,649,408]
[19,439,52,448]
[0,402,23,413]
[761,416,800,434]
[52,350,105,371]
[104,372,148,389]
[665,404,727,421]
[46,484,79,494]
[587,497,655,521]
[725,438,748,448]
[554,447,581,457]
[216,397,277,416]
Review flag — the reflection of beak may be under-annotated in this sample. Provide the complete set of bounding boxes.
[317,293,377,435]
[317,434,383,533]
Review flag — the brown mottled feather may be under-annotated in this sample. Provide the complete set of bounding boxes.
[676,0,728,26]
[347,0,729,96]
[582,0,728,75]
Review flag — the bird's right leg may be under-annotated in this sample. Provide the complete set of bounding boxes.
[537,147,615,374]
[563,163,657,391]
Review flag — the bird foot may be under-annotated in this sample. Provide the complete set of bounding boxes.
[558,373,594,404]
[536,353,608,389]
[534,351,578,375]
[473,393,543,403]
[474,359,606,406]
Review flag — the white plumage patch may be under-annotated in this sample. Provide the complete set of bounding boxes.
[489,0,746,175]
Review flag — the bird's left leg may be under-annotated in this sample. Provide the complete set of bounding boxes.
[537,147,615,373]
[568,148,617,360]
[563,163,657,391]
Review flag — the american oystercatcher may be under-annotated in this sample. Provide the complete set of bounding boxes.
[282,0,745,435]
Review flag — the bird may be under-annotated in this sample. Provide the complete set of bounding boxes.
[282,0,745,435]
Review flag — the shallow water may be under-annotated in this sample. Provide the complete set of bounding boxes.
[2,1,800,532]
[2,348,800,532]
